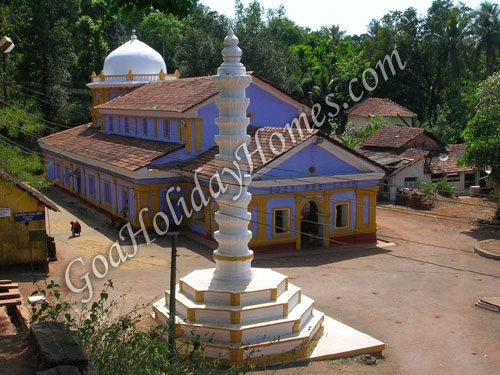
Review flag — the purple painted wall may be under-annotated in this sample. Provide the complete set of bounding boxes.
[246,84,299,127]
[259,143,361,181]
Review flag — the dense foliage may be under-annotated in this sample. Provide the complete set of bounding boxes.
[30,280,249,375]
[0,0,499,182]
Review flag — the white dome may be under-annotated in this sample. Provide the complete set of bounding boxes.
[103,33,167,76]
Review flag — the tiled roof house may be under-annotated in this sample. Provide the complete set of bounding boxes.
[345,98,417,131]
[38,32,386,251]
[356,125,479,198]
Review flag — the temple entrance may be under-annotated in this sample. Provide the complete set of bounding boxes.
[300,200,323,248]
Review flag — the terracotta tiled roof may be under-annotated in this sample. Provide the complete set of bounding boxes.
[95,73,310,114]
[360,125,428,149]
[96,76,219,113]
[179,126,319,177]
[0,168,59,211]
[357,147,430,176]
[38,124,183,171]
[430,144,475,174]
[345,97,417,118]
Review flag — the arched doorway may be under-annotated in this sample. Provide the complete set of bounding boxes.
[299,200,324,249]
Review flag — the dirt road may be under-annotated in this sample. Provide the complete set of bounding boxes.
[1,189,499,374]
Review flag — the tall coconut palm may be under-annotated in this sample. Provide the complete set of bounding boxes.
[474,1,500,75]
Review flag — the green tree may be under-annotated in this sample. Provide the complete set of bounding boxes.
[473,1,500,75]
[460,71,500,218]
[138,12,182,71]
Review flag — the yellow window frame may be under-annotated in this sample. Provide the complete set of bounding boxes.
[103,180,112,208]
[333,201,351,231]
[272,207,291,237]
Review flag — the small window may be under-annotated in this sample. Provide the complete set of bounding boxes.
[103,181,111,207]
[404,177,418,188]
[308,166,316,175]
[431,173,444,183]
[273,208,291,236]
[88,175,95,198]
[121,188,129,218]
[179,120,185,140]
[446,173,460,182]
[164,119,170,139]
[109,117,114,132]
[334,202,350,229]
[383,179,389,192]
[124,118,129,134]
[64,166,71,187]
[55,162,62,181]
[464,173,476,188]
[143,118,148,136]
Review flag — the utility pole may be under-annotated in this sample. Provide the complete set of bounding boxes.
[167,226,179,351]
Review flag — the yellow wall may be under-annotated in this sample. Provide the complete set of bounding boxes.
[0,179,47,265]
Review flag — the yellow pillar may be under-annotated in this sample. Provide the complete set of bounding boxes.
[323,193,330,247]
[195,119,203,151]
[185,120,193,153]
[295,196,301,250]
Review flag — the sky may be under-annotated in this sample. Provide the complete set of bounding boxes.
[200,0,486,35]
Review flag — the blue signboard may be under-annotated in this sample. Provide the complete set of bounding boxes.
[14,211,45,222]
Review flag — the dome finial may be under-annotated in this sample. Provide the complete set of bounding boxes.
[131,29,137,41]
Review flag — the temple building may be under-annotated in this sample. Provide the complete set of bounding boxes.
[38,32,385,251]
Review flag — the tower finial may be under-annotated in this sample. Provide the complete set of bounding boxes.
[131,29,137,40]
[217,28,245,75]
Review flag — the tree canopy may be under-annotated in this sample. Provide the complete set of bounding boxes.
[1,0,500,184]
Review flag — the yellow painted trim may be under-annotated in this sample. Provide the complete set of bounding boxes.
[186,309,195,322]
[120,186,130,217]
[292,320,300,333]
[213,252,254,262]
[230,293,240,306]
[230,330,242,344]
[103,180,112,208]
[195,119,202,152]
[283,303,288,317]
[230,311,240,324]
[179,281,184,292]
[195,291,204,303]
[271,289,278,301]
[185,119,192,153]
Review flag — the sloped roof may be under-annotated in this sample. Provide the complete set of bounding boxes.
[38,124,183,171]
[345,98,417,118]
[178,126,318,177]
[0,168,59,212]
[357,147,430,176]
[96,76,218,113]
[176,126,384,178]
[431,144,475,174]
[95,72,310,114]
[361,125,430,149]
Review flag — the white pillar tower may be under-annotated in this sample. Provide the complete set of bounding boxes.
[152,29,384,366]
[212,28,254,281]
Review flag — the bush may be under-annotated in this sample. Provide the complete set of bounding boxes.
[437,178,454,197]
[30,280,248,375]
[418,179,435,195]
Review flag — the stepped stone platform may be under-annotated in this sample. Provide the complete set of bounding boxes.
[152,268,384,365]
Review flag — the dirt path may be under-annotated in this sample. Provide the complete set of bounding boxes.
[1,189,499,374]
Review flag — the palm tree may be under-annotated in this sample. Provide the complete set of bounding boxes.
[474,2,500,75]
